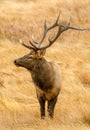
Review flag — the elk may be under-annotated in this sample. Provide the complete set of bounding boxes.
[14,13,88,119]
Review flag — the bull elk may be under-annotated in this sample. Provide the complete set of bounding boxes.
[14,13,88,119]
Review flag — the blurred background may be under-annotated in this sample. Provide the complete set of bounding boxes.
[0,0,90,130]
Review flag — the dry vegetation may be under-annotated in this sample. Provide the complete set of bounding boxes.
[0,0,90,130]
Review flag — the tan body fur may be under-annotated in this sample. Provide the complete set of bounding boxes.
[36,61,61,101]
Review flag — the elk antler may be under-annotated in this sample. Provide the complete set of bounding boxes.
[20,13,89,50]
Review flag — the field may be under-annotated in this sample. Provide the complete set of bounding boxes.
[0,0,90,130]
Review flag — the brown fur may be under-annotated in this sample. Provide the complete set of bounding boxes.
[14,50,61,118]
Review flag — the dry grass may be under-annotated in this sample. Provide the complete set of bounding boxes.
[0,0,90,130]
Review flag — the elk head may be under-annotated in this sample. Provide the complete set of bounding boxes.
[14,13,88,70]
[14,49,46,70]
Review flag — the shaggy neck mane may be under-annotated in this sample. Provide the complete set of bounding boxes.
[30,58,55,91]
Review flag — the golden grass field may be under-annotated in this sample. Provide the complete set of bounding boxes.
[0,0,90,130]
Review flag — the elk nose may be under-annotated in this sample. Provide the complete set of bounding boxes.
[14,60,17,65]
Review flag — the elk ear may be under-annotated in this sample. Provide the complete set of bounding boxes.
[40,49,46,56]
[35,49,46,58]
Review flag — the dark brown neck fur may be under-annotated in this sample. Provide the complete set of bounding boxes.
[30,58,55,91]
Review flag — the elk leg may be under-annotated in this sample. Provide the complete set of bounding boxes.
[37,96,45,119]
[48,96,57,118]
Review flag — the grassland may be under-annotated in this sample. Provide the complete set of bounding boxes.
[0,0,90,130]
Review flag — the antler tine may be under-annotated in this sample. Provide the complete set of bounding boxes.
[29,40,38,49]
[31,16,48,48]
[19,39,35,50]
[47,11,60,31]
[38,17,48,47]
[67,16,71,26]
[32,35,38,44]
[63,16,89,31]
[68,26,90,31]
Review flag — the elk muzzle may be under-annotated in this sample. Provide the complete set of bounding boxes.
[14,60,21,67]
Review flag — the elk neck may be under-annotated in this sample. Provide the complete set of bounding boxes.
[30,57,55,91]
